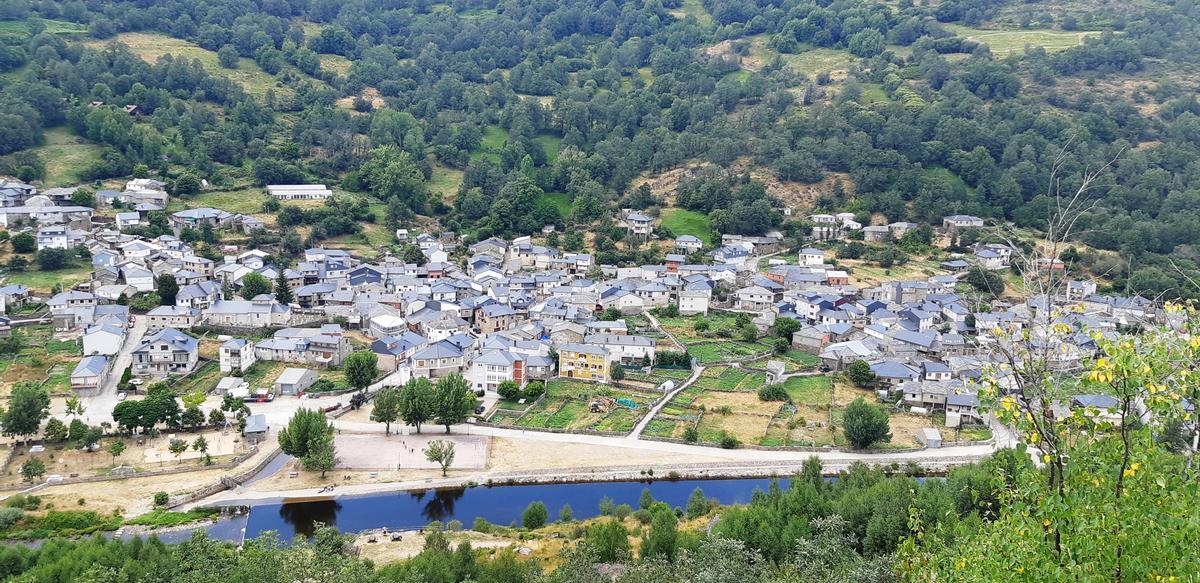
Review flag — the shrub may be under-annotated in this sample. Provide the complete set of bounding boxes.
[447,519,463,531]
[5,495,40,510]
[633,509,653,524]
[682,427,699,442]
[758,384,789,402]
[153,492,169,507]
[472,517,491,532]
[614,503,633,520]
[720,433,740,449]
[0,507,23,530]
[427,520,443,531]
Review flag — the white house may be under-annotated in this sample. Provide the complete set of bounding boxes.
[798,248,825,267]
[82,322,126,356]
[267,184,333,200]
[220,338,257,373]
[584,333,655,364]
[131,328,199,378]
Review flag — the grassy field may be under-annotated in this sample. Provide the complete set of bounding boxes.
[533,133,563,163]
[668,0,713,26]
[942,24,1100,55]
[5,262,92,292]
[781,375,833,406]
[746,36,855,76]
[170,188,272,215]
[429,164,464,202]
[319,54,353,76]
[660,208,712,244]
[470,125,511,163]
[0,19,88,36]
[538,192,571,222]
[29,127,106,187]
[87,32,286,99]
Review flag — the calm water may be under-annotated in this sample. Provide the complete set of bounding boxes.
[245,477,793,540]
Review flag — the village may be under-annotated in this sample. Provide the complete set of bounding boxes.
[0,176,1157,519]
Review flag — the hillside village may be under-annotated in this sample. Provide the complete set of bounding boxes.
[0,175,1161,461]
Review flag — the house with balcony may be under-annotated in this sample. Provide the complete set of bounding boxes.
[219,338,257,373]
[131,328,199,378]
[558,343,611,381]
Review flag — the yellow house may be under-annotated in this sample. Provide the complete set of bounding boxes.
[557,343,611,381]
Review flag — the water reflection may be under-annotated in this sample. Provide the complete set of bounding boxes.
[415,488,466,523]
[279,499,342,537]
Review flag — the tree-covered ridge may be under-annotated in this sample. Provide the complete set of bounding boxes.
[5,0,1200,293]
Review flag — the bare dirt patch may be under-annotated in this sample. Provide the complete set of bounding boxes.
[336,87,386,111]
[630,159,853,212]
[334,434,488,471]
[693,390,780,417]
[354,530,519,565]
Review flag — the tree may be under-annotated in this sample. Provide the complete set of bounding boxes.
[773,317,802,340]
[107,440,126,464]
[423,439,456,477]
[496,380,520,401]
[842,397,891,449]
[239,272,272,299]
[168,438,188,461]
[20,458,45,482]
[10,232,33,253]
[740,324,758,342]
[639,488,654,510]
[371,387,401,435]
[611,365,625,381]
[36,248,73,270]
[217,44,239,68]
[155,274,179,305]
[2,382,49,443]
[963,265,1005,296]
[344,351,378,392]
[302,432,337,478]
[171,172,201,196]
[44,418,68,442]
[208,408,226,427]
[640,507,679,561]
[686,487,710,519]
[399,377,434,433]
[522,501,548,529]
[432,374,476,434]
[847,360,876,388]
[64,396,85,419]
[192,435,208,455]
[274,269,294,305]
[587,520,631,561]
[559,504,573,522]
[278,408,333,457]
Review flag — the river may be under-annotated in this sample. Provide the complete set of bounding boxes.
[243,477,793,540]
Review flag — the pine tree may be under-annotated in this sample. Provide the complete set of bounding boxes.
[274,269,294,305]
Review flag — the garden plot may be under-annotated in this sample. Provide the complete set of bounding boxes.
[0,326,81,398]
[504,380,657,433]
[688,342,772,364]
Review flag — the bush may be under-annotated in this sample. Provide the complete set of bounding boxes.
[682,426,699,442]
[426,520,443,531]
[153,492,169,507]
[598,496,614,516]
[523,381,545,400]
[447,519,463,531]
[472,517,491,532]
[843,397,892,449]
[719,433,740,449]
[758,384,789,402]
[633,509,653,524]
[0,507,23,530]
[614,504,633,520]
[522,501,548,529]
[4,495,39,511]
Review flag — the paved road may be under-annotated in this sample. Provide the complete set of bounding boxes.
[84,315,148,425]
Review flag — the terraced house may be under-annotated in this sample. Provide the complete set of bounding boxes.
[131,328,199,378]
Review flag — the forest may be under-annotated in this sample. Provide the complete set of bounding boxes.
[3,0,1200,295]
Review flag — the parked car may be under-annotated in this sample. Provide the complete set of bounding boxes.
[116,392,127,401]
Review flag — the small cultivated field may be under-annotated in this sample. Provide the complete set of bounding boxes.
[941,24,1100,55]
[653,367,784,445]
[172,361,223,395]
[497,379,657,433]
[0,326,81,399]
[781,375,833,407]
[660,208,713,244]
[687,342,772,364]
[4,263,93,293]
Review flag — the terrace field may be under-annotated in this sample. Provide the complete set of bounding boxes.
[489,379,659,433]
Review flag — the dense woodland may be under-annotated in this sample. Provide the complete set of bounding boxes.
[4,0,1200,295]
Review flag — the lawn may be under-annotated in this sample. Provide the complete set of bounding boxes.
[471,125,511,163]
[745,36,855,76]
[28,127,106,187]
[533,133,563,163]
[660,208,712,244]
[87,32,289,99]
[538,192,571,222]
[172,360,223,395]
[658,312,744,344]
[942,24,1100,55]
[694,367,763,392]
[172,188,274,215]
